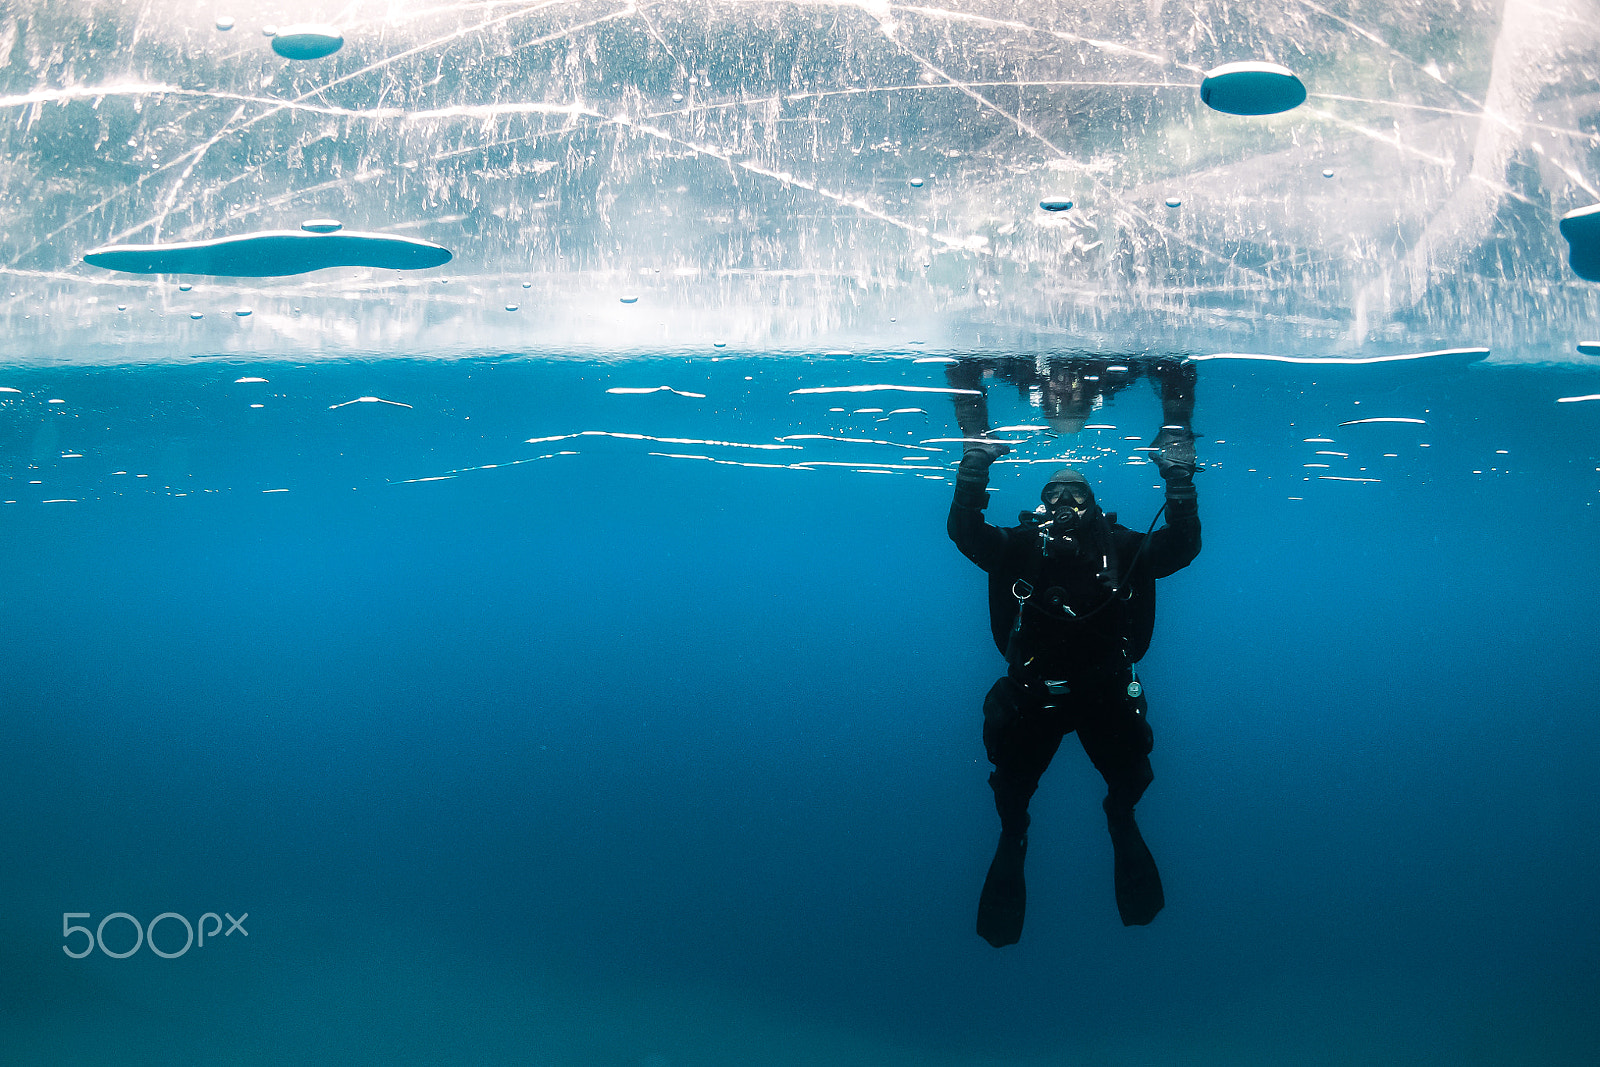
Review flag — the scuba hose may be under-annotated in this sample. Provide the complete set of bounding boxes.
[1015,500,1169,625]
[1074,499,1168,623]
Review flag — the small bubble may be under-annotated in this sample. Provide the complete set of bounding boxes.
[189,312,204,320]
[117,305,127,311]
[505,304,519,312]
[1323,168,1334,178]
[215,15,235,31]
[1165,196,1182,208]
[713,342,726,348]
[1040,197,1073,212]
[178,283,192,291]
[234,307,252,317]
[262,25,276,36]
[522,282,532,288]
[672,93,684,103]
[620,295,638,304]
[909,177,924,187]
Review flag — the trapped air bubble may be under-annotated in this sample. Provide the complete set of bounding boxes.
[1200,62,1307,116]
[271,26,344,61]
[83,230,452,277]
[1559,204,1600,282]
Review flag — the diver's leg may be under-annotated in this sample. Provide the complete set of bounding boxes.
[945,360,992,440]
[983,677,1064,837]
[976,678,1064,947]
[1076,685,1164,926]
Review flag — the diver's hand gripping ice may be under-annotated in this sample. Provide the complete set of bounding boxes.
[961,440,1012,468]
[1150,427,1200,479]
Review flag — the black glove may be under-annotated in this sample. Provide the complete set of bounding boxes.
[961,439,1011,468]
[1151,427,1200,503]
[954,439,1010,510]
[1150,426,1199,481]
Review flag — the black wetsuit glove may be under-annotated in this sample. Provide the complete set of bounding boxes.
[1151,426,1199,501]
[954,440,1010,510]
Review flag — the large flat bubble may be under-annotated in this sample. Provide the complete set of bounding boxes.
[1559,205,1600,282]
[1200,62,1307,116]
[82,230,452,277]
[270,26,344,61]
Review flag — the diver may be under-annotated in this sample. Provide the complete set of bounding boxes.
[946,359,1201,946]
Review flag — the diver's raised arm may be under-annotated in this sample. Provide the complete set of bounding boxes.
[1142,427,1201,574]
[947,439,1011,570]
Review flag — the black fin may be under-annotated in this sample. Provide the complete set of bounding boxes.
[976,834,1028,947]
[1105,804,1164,926]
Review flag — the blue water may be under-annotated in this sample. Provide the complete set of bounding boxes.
[3,355,1598,1065]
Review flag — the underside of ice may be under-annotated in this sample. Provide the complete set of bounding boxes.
[0,0,1596,363]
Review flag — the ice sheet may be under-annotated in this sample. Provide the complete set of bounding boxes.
[0,0,1596,363]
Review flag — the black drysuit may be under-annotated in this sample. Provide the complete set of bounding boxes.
[948,477,1200,836]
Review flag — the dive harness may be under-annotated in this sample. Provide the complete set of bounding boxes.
[1003,501,1169,701]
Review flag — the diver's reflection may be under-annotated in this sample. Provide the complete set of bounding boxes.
[945,355,1195,439]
